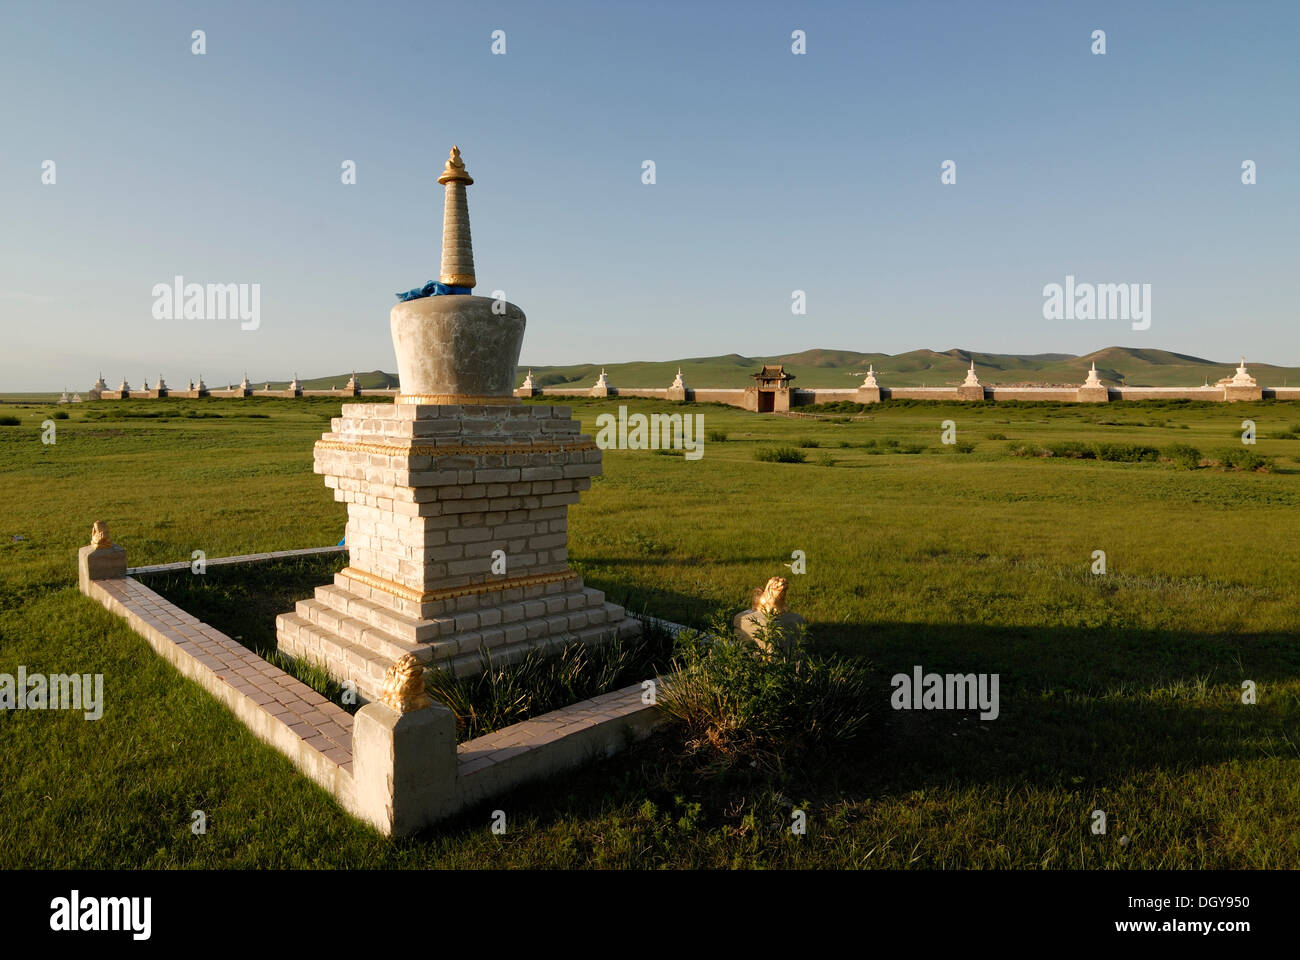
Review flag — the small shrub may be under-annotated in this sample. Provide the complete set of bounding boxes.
[52,410,69,420]
[837,440,852,448]
[796,437,820,448]
[1218,448,1270,472]
[986,432,1007,440]
[897,443,926,454]
[705,429,728,443]
[1046,441,1095,459]
[1093,442,1160,462]
[657,618,873,773]
[0,416,19,426]
[1165,443,1202,469]
[952,440,976,454]
[815,451,837,467]
[1005,440,1037,457]
[754,447,807,463]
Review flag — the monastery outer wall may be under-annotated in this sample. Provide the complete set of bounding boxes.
[987,388,1081,402]
[1113,387,1224,401]
[91,382,1300,409]
[881,387,961,401]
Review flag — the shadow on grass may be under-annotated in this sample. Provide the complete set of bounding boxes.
[135,556,1300,862]
[423,612,1300,855]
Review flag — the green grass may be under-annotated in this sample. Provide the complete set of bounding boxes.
[3,395,1300,867]
[136,554,355,710]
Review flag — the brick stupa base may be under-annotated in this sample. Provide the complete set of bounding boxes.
[276,400,639,702]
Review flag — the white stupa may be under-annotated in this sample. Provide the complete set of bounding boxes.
[156,375,168,391]
[860,364,879,388]
[289,372,302,393]
[1230,356,1256,386]
[670,367,686,389]
[961,362,981,387]
[197,374,207,392]
[1083,362,1103,387]
[118,377,130,393]
[70,393,82,403]
[57,389,70,404]
[594,368,610,388]
[520,369,537,390]
[240,373,251,391]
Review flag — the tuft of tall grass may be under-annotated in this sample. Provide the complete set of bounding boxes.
[426,622,675,741]
[754,447,807,463]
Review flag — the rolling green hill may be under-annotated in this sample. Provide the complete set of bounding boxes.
[39,348,1296,398]
[510,346,1300,389]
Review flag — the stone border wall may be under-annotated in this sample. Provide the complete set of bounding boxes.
[79,547,673,837]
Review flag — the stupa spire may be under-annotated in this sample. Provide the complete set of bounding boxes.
[437,145,476,289]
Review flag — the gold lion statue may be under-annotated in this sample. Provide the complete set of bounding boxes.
[380,654,430,713]
[753,576,789,615]
[89,521,113,549]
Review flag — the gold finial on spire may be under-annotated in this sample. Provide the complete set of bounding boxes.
[437,145,474,185]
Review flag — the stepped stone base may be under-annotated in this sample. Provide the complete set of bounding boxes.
[275,400,639,701]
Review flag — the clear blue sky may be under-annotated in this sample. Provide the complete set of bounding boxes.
[2,0,1297,390]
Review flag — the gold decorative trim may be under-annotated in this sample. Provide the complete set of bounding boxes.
[437,274,477,288]
[340,566,579,604]
[314,438,597,457]
[395,393,514,405]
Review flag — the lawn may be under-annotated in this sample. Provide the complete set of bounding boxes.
[2,395,1299,867]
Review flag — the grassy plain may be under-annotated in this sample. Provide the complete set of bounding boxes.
[1,395,1298,867]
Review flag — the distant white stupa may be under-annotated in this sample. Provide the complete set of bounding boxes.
[860,364,879,388]
[962,362,981,387]
[594,368,610,389]
[1230,355,1256,386]
[520,369,537,390]
[670,367,686,389]
[1083,362,1103,387]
